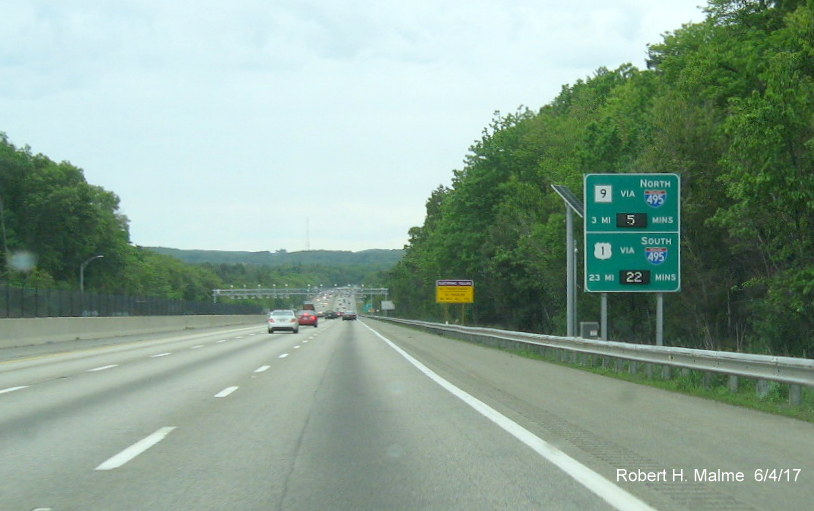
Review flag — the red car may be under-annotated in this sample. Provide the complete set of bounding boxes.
[297,310,319,327]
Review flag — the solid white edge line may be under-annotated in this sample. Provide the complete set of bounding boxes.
[360,321,659,511]
[214,386,239,398]
[0,385,29,395]
[87,365,119,372]
[95,426,176,471]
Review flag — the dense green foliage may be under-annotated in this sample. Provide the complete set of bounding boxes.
[0,135,397,303]
[149,247,402,272]
[0,133,227,301]
[386,0,814,357]
[199,260,389,293]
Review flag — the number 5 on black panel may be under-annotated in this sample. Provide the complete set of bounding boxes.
[616,213,648,228]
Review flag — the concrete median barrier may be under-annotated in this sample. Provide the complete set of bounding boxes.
[0,315,266,348]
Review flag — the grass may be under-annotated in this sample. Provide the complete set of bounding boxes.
[512,348,814,423]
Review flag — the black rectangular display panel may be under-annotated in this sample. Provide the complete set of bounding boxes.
[615,213,648,228]
[619,270,651,285]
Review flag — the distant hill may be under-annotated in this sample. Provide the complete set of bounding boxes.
[147,247,404,270]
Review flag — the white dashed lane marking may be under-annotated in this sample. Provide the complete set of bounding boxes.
[214,386,239,398]
[87,365,118,372]
[95,427,177,471]
[0,386,29,395]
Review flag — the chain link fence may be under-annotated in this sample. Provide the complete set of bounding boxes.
[0,285,261,318]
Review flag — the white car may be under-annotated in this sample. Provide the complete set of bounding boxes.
[267,309,300,334]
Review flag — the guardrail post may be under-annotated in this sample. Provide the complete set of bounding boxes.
[789,385,802,406]
[629,361,638,375]
[662,365,672,380]
[756,380,770,399]
[728,375,739,393]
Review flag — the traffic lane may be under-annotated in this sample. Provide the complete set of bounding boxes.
[0,322,335,510]
[280,320,616,511]
[0,320,333,435]
[36,316,349,510]
[0,325,277,431]
[0,324,266,390]
[0,323,265,363]
[364,319,814,511]
[43,315,620,511]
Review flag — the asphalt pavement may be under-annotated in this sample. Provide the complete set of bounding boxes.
[1,318,811,510]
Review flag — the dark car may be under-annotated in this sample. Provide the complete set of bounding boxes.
[267,309,300,334]
[324,311,338,319]
[342,311,357,321]
[297,310,318,327]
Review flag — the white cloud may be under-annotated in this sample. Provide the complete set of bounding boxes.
[0,0,705,252]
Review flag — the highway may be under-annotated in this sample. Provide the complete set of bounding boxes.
[1,317,811,510]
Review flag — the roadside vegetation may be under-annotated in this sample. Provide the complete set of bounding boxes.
[0,134,221,301]
[514,347,814,423]
[0,134,393,303]
[385,0,814,358]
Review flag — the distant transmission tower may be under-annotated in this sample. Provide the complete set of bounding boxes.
[306,217,310,251]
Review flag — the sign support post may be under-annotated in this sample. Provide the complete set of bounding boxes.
[566,205,575,337]
[656,293,664,346]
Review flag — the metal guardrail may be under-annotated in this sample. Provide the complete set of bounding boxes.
[369,317,814,403]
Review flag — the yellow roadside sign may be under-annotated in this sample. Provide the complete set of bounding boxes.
[436,279,474,303]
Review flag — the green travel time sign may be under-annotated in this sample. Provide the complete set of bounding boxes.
[584,174,681,292]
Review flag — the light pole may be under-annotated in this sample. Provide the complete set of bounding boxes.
[80,255,104,293]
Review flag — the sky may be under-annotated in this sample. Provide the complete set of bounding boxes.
[1,0,706,253]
